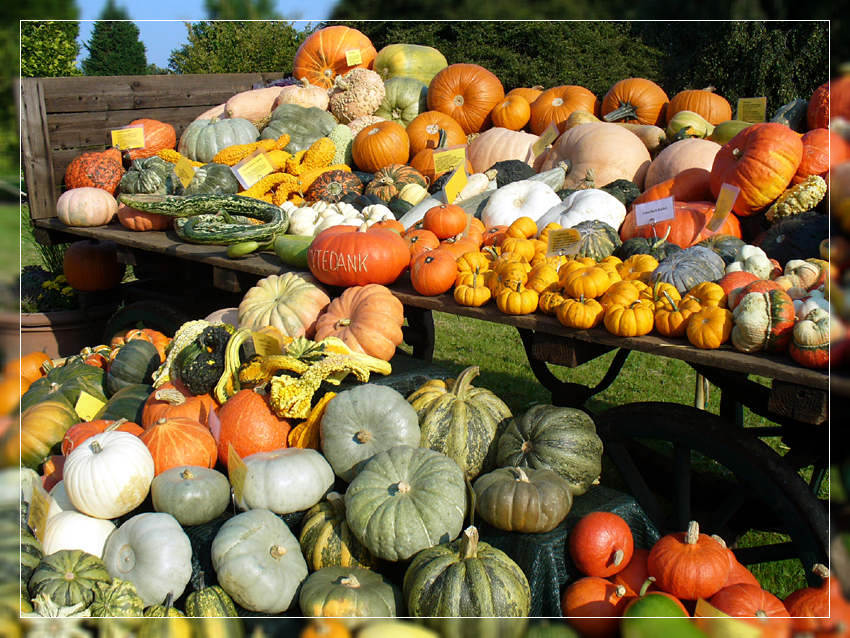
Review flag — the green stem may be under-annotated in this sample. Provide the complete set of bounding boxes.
[460,526,479,560]
[603,103,638,122]
[450,365,480,398]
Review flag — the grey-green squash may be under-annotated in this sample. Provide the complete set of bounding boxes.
[770,98,809,132]
[320,384,420,483]
[106,339,160,396]
[28,549,112,608]
[184,578,238,617]
[374,77,428,128]
[496,404,603,496]
[260,104,338,153]
[651,245,726,293]
[177,162,241,196]
[299,566,403,623]
[88,578,146,617]
[403,525,531,619]
[696,234,746,266]
[299,492,377,572]
[178,117,259,163]
[345,445,466,562]
[150,466,230,527]
[407,366,512,481]
[95,383,152,423]
[120,157,176,195]
[573,219,622,261]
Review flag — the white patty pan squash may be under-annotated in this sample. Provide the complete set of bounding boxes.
[236,448,334,514]
[102,512,193,607]
[536,189,627,231]
[211,508,308,614]
[481,180,562,228]
[725,244,773,280]
[42,511,115,558]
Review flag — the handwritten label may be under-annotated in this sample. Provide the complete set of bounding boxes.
[345,49,363,66]
[532,122,560,157]
[27,482,51,543]
[737,97,767,123]
[546,228,582,256]
[694,599,761,638]
[75,391,106,422]
[232,151,274,189]
[252,332,282,357]
[174,157,196,189]
[707,183,740,232]
[228,443,247,504]
[443,165,469,204]
[433,146,467,175]
[634,196,676,227]
[110,124,145,150]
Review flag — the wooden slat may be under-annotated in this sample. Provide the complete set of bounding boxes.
[20,79,57,220]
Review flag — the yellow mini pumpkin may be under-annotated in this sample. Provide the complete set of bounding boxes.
[641,281,682,309]
[456,250,492,274]
[538,221,562,244]
[496,282,539,315]
[505,216,538,240]
[686,306,733,349]
[538,289,567,315]
[557,295,605,330]
[561,266,613,300]
[527,263,561,293]
[617,254,660,281]
[686,281,727,308]
[454,270,492,307]
[654,293,702,338]
[604,299,655,337]
[455,266,489,288]
[500,237,537,262]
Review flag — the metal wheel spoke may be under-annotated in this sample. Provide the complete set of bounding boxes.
[672,443,691,530]
[704,486,749,534]
[604,437,665,530]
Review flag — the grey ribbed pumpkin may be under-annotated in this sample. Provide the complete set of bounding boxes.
[496,404,602,496]
[299,492,377,571]
[572,219,622,261]
[345,445,466,562]
[119,156,175,195]
[651,245,726,293]
[407,366,512,480]
[403,525,530,619]
[178,117,259,163]
[299,566,403,623]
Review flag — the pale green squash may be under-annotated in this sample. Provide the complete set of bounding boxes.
[299,566,402,623]
[260,104,338,152]
[373,44,448,85]
[374,77,428,128]
[178,118,259,163]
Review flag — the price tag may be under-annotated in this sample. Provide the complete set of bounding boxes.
[433,146,467,175]
[110,124,146,150]
[27,482,51,543]
[736,97,767,123]
[634,196,676,227]
[546,228,582,256]
[252,331,282,357]
[694,599,762,638]
[232,151,274,189]
[75,391,106,422]
[706,183,740,232]
[228,443,247,504]
[442,165,469,204]
[345,49,363,66]
[532,122,560,158]
[174,157,196,189]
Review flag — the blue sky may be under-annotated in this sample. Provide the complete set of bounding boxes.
[75,1,336,69]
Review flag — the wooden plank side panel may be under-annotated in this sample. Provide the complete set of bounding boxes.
[20,79,58,220]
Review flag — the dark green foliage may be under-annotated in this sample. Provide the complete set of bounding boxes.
[204,0,280,18]
[82,2,148,76]
[174,325,231,396]
[488,160,535,187]
[20,21,81,78]
[168,21,307,74]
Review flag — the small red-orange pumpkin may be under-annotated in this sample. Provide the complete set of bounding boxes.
[568,512,635,578]
[116,204,172,231]
[410,249,458,297]
[63,239,126,292]
[140,416,217,476]
[216,389,291,468]
[647,520,729,600]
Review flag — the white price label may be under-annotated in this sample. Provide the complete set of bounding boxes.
[634,196,676,227]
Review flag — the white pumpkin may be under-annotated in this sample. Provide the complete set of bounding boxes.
[102,512,192,606]
[63,431,154,520]
[361,204,394,224]
[238,272,331,337]
[480,180,562,228]
[287,206,321,236]
[795,289,831,319]
[42,511,115,557]
[397,195,445,230]
[536,189,627,230]
[56,187,118,227]
[237,448,334,514]
[48,480,78,518]
[274,78,330,111]
[726,244,773,280]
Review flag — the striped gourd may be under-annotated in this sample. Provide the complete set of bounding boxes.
[144,592,185,617]
[496,404,603,496]
[184,582,238,617]
[89,579,146,617]
[408,366,512,480]
[299,492,376,571]
[2,521,42,587]
[403,525,530,619]
[28,549,112,608]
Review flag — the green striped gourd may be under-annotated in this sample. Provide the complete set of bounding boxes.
[89,578,146,617]
[28,549,112,608]
[144,593,185,617]
[403,525,530,619]
[408,366,512,480]
[298,566,402,622]
[184,580,238,617]
[299,492,377,571]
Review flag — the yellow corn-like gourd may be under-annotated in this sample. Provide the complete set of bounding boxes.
[285,150,308,174]
[156,149,203,166]
[213,135,291,166]
[273,181,296,206]
[238,173,299,200]
[288,138,336,176]
[266,150,292,171]
[294,164,352,193]
[289,194,306,207]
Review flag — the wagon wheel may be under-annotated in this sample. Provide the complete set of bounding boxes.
[595,401,828,584]
[102,300,191,342]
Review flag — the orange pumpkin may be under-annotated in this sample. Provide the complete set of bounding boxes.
[216,389,292,468]
[64,148,124,194]
[708,584,790,620]
[686,307,733,349]
[793,128,849,184]
[116,204,172,232]
[648,520,729,600]
[372,219,405,234]
[110,328,171,363]
[427,63,505,134]
[63,239,125,292]
[292,25,377,89]
[406,110,467,157]
[507,86,544,104]
[438,236,479,259]
[561,577,629,638]
[0,376,28,415]
[5,351,50,383]
[612,548,652,597]
[529,85,600,134]
[568,512,634,578]
[490,94,531,131]
[409,143,474,183]
[308,225,410,287]
[666,89,733,126]
[601,77,669,126]
[482,225,508,247]
[352,121,410,173]
[807,76,850,130]
[126,118,177,160]
[631,167,713,208]
[404,228,440,260]
[423,204,468,240]
[619,201,742,248]
[141,382,212,428]
[410,249,458,296]
[141,416,217,476]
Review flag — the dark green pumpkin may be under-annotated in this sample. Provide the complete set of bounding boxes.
[305,170,364,203]
[95,383,153,423]
[365,163,428,203]
[28,549,112,608]
[408,366,512,480]
[299,492,377,572]
[107,340,160,396]
[260,104,338,153]
[20,359,107,412]
[144,593,185,617]
[176,163,242,196]
[573,220,621,261]
[120,157,176,195]
[89,578,146,617]
[496,404,603,497]
[185,583,238,617]
[770,98,809,132]
[1,520,42,587]
[616,226,682,261]
[428,171,453,194]
[754,210,828,264]
[487,160,535,188]
[651,245,726,294]
[601,179,641,208]
[696,234,746,266]
[387,196,414,217]
[403,525,530,619]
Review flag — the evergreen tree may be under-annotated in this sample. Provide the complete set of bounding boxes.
[81,0,148,76]
[204,0,280,19]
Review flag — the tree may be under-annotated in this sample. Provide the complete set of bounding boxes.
[204,0,281,19]
[20,21,81,78]
[168,21,307,75]
[81,1,148,76]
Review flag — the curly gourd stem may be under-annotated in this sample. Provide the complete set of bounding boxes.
[662,290,679,312]
[460,525,479,560]
[104,418,128,432]
[711,534,728,549]
[450,366,480,398]
[639,577,656,597]
[153,387,187,406]
[603,102,639,122]
[685,520,700,545]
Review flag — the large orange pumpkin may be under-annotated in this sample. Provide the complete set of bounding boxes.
[308,225,410,287]
[427,63,505,134]
[529,85,599,134]
[644,138,721,190]
[602,77,669,126]
[216,389,291,467]
[807,76,850,130]
[793,128,849,184]
[666,88,733,126]
[490,94,531,131]
[292,25,377,89]
[62,239,126,292]
[631,167,713,208]
[352,120,410,173]
[620,201,741,248]
[126,119,177,160]
[647,521,730,600]
[406,110,467,157]
[709,122,803,217]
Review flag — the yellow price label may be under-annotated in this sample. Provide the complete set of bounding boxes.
[228,443,247,504]
[736,97,767,123]
[174,157,196,188]
[75,391,106,422]
[233,151,274,189]
[110,124,146,150]
[707,183,740,232]
[345,49,363,66]
[27,482,52,544]
[443,165,469,204]
[433,146,467,176]
[532,122,560,157]
[546,228,582,257]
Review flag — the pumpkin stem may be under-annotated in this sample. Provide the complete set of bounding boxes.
[711,534,727,549]
[484,169,498,181]
[755,610,767,618]
[662,290,679,312]
[104,418,128,432]
[812,563,830,579]
[732,147,742,159]
[180,468,195,480]
[336,318,352,328]
[339,575,360,588]
[603,102,638,122]
[269,544,288,560]
[685,520,700,545]
[521,440,534,454]
[89,440,103,454]
[556,161,572,184]
[652,225,673,248]
[459,525,479,560]
[613,584,627,599]
[154,387,187,406]
[639,577,656,597]
[394,481,411,495]
[436,128,448,150]
[514,467,530,482]
[355,430,371,444]
[612,548,625,567]
[450,366,480,397]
